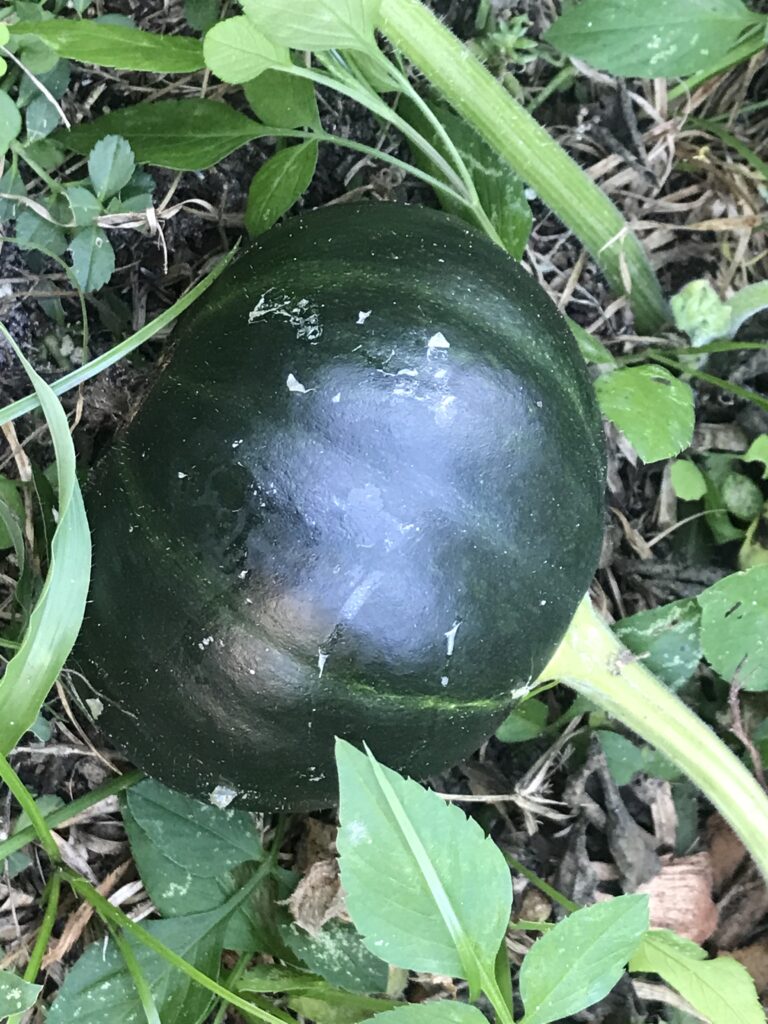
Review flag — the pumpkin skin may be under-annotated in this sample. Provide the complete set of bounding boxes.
[77,203,605,811]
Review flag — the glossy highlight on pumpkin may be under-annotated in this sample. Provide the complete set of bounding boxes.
[77,203,605,811]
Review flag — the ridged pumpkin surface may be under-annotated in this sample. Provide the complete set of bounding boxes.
[78,203,605,810]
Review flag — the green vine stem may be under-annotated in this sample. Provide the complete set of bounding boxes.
[377,0,669,334]
[542,597,768,881]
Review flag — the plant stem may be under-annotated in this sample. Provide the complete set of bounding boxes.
[504,855,578,914]
[62,864,287,1024]
[0,767,143,862]
[5,873,61,1024]
[541,597,768,882]
[377,0,668,333]
[649,351,768,415]
[0,750,60,862]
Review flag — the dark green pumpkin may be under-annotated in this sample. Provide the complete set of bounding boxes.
[78,203,605,811]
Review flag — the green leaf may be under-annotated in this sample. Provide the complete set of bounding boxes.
[65,185,102,227]
[336,740,512,980]
[519,894,649,1024]
[0,331,92,755]
[282,920,390,994]
[0,165,28,220]
[595,366,695,462]
[10,20,205,72]
[404,99,531,259]
[244,67,319,128]
[46,910,226,1024]
[125,777,262,876]
[495,698,549,744]
[671,279,732,346]
[613,598,702,692]
[544,0,762,79]
[287,983,394,1024]
[698,566,768,690]
[670,459,707,501]
[369,1004,486,1023]
[184,0,219,32]
[59,99,266,170]
[629,929,764,1024]
[14,208,68,257]
[0,476,24,552]
[122,798,266,952]
[743,434,768,478]
[569,320,616,365]
[721,471,764,521]
[1,90,23,155]
[245,141,318,238]
[0,970,41,1017]
[597,731,679,786]
[88,134,136,200]
[203,16,290,85]
[25,93,60,142]
[238,963,327,993]
[240,0,380,52]
[68,226,115,292]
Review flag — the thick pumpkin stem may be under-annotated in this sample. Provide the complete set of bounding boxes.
[377,0,669,334]
[541,597,768,881]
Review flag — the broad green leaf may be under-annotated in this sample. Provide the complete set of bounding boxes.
[282,919,390,994]
[569,320,616,365]
[701,454,746,544]
[613,598,702,692]
[629,929,764,1024]
[671,279,731,346]
[698,566,768,690]
[743,435,768,478]
[185,0,219,32]
[25,94,59,142]
[238,963,327,993]
[336,740,512,980]
[244,67,319,128]
[0,971,41,1016]
[65,185,102,227]
[204,16,290,85]
[46,910,225,1024]
[287,982,393,1024]
[405,99,531,259]
[10,20,204,72]
[545,0,762,79]
[88,135,135,200]
[240,0,380,52]
[670,459,707,501]
[495,698,549,743]
[0,165,28,220]
[58,99,266,170]
[519,895,649,1024]
[245,141,318,237]
[122,799,266,952]
[0,476,24,552]
[597,731,679,786]
[722,471,763,521]
[68,226,115,292]
[370,1004,486,1023]
[14,208,68,257]
[595,365,695,463]
[0,90,22,154]
[125,777,262,876]
[0,333,91,755]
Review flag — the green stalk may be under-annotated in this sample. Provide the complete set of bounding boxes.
[377,0,668,334]
[0,750,60,862]
[542,598,768,881]
[0,768,143,862]
[6,873,61,1024]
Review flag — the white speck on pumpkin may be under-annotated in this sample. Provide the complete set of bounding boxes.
[397,368,418,377]
[441,675,449,687]
[317,649,329,678]
[445,620,461,656]
[177,471,187,479]
[198,635,214,651]
[331,392,341,403]
[356,310,372,325]
[287,373,310,394]
[231,438,244,449]
[427,331,450,350]
[209,784,238,809]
